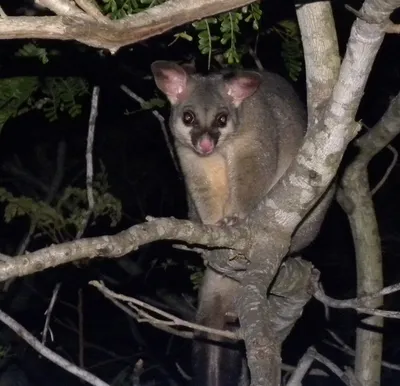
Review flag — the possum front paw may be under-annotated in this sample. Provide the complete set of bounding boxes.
[216,214,240,227]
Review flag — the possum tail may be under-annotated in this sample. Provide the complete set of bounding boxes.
[192,268,248,386]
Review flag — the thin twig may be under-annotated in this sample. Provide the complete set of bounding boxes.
[0,308,110,386]
[315,281,400,307]
[42,282,62,345]
[78,288,85,369]
[313,351,353,385]
[120,85,180,173]
[371,144,398,195]
[16,141,66,256]
[325,330,400,372]
[90,280,239,341]
[75,0,108,22]
[313,282,400,319]
[35,0,87,17]
[132,359,144,386]
[248,46,263,70]
[286,347,316,386]
[0,6,7,18]
[385,22,400,33]
[76,86,99,239]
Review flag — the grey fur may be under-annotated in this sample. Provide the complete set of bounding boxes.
[151,61,333,386]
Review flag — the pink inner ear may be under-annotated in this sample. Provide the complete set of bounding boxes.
[157,67,187,104]
[226,74,261,106]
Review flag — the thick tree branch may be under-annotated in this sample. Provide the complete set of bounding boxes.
[336,92,400,385]
[230,1,400,384]
[0,0,258,52]
[0,217,249,282]
[296,1,340,125]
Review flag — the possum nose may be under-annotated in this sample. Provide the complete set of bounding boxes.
[198,135,214,154]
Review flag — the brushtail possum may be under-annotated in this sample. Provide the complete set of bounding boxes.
[151,61,333,386]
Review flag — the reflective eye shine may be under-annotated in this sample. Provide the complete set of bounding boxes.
[182,110,195,126]
[216,113,228,128]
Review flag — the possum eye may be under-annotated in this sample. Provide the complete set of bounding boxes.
[216,112,228,128]
[182,110,195,126]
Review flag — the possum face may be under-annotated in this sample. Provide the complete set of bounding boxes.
[170,85,238,156]
[151,61,261,156]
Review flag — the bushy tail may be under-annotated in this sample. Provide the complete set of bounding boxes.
[192,269,247,386]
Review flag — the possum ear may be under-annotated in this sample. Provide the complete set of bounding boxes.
[151,61,189,105]
[225,71,262,107]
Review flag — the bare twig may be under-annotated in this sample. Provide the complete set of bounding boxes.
[16,140,66,257]
[75,0,108,22]
[120,85,179,173]
[42,282,62,345]
[286,347,316,386]
[105,290,194,340]
[313,351,361,386]
[35,0,87,17]
[133,359,144,386]
[78,288,85,369]
[371,145,398,195]
[0,307,110,386]
[313,282,400,319]
[0,6,7,18]
[325,330,400,372]
[90,280,239,341]
[385,22,400,33]
[76,86,99,239]
[248,47,263,70]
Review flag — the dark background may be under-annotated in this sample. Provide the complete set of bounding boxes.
[0,0,399,385]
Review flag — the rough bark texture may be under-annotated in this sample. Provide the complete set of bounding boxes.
[338,93,400,386]
[0,0,257,52]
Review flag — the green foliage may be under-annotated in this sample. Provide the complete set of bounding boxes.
[139,97,166,110]
[0,168,122,243]
[219,12,242,65]
[242,3,262,31]
[0,77,39,132]
[192,18,219,68]
[40,77,89,122]
[189,267,204,290]
[171,3,262,68]
[16,42,57,64]
[101,0,166,19]
[0,44,89,131]
[270,20,303,81]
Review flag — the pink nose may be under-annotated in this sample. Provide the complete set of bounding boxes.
[198,137,214,154]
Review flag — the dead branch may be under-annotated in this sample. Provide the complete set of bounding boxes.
[91,280,239,341]
[371,144,398,195]
[120,84,180,173]
[42,282,62,345]
[337,91,400,385]
[0,307,110,386]
[0,216,249,282]
[313,282,400,319]
[0,0,258,52]
[286,347,316,386]
[325,329,400,372]
[233,0,399,384]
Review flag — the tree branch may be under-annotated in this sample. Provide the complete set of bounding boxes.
[337,91,400,385]
[0,217,249,282]
[0,0,258,52]
[231,1,400,384]
[0,307,110,386]
[296,1,340,125]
